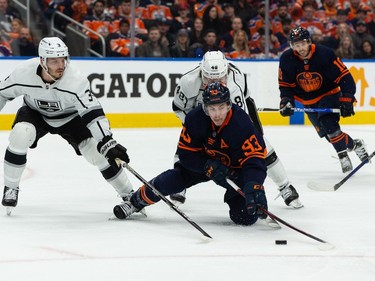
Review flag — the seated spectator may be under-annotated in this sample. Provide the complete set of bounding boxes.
[225,29,252,59]
[250,26,280,51]
[234,0,257,24]
[136,26,170,57]
[64,0,88,23]
[2,17,22,37]
[106,18,143,57]
[248,2,267,36]
[142,0,173,29]
[194,0,223,19]
[114,0,148,40]
[219,16,246,50]
[157,18,175,49]
[170,28,190,57]
[221,3,236,34]
[351,8,369,27]
[202,4,221,35]
[346,0,369,21]
[11,27,37,56]
[170,2,193,35]
[2,18,23,52]
[351,20,375,50]
[335,34,356,59]
[298,3,325,34]
[319,0,340,21]
[189,16,204,46]
[0,0,22,33]
[355,39,375,59]
[274,18,292,50]
[83,0,115,55]
[188,28,220,58]
[309,26,337,49]
[248,2,280,37]
[250,27,279,59]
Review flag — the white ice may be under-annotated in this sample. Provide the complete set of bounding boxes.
[0,125,374,281]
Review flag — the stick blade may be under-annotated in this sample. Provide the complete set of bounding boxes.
[307,181,335,192]
[317,242,336,251]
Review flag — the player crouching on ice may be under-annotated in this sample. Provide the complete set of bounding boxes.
[113,82,268,226]
[0,37,133,215]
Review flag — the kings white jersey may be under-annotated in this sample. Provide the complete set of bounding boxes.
[172,62,250,123]
[0,58,110,140]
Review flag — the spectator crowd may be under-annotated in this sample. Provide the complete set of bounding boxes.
[2,0,375,59]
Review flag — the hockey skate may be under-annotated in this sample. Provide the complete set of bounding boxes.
[113,201,137,219]
[338,151,353,173]
[2,186,19,216]
[352,139,369,162]
[276,185,303,209]
[120,191,147,218]
[170,189,186,205]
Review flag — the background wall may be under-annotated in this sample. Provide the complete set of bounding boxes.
[1,58,375,130]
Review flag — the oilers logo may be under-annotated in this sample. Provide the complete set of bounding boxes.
[296,72,322,92]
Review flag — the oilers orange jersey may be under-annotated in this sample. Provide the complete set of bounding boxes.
[177,104,267,186]
[278,44,356,105]
[143,3,173,20]
[108,32,143,57]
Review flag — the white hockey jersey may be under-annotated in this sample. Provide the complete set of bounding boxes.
[172,62,250,123]
[0,58,111,140]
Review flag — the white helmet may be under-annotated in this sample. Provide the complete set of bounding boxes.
[39,37,69,80]
[201,51,228,84]
[39,37,69,60]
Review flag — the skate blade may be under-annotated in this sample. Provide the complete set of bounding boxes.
[289,199,304,209]
[6,207,14,216]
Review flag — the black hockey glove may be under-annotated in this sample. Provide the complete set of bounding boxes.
[339,95,355,117]
[279,97,295,117]
[204,159,236,189]
[97,136,129,167]
[243,182,268,219]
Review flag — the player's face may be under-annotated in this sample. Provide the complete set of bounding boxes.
[291,40,311,59]
[45,57,67,79]
[206,102,230,126]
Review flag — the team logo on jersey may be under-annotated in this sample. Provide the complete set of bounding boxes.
[205,148,231,166]
[35,100,62,112]
[296,72,322,92]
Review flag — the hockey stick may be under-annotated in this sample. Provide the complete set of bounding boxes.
[257,107,341,113]
[226,179,334,250]
[122,163,212,239]
[308,150,375,192]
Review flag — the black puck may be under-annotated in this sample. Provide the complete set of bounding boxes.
[275,240,287,245]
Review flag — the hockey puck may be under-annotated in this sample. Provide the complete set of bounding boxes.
[275,240,287,245]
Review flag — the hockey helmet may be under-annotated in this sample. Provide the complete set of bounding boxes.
[289,26,311,44]
[201,51,228,84]
[202,82,231,106]
[39,37,69,60]
[39,37,69,78]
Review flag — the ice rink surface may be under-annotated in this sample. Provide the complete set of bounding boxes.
[0,124,374,281]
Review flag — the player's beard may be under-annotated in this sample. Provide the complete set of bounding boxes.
[296,47,310,59]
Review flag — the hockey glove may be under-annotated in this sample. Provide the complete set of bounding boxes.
[97,135,130,167]
[339,95,355,117]
[243,182,268,219]
[204,159,236,189]
[279,97,295,117]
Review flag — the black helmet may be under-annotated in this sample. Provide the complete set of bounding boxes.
[202,82,230,106]
[289,26,310,44]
